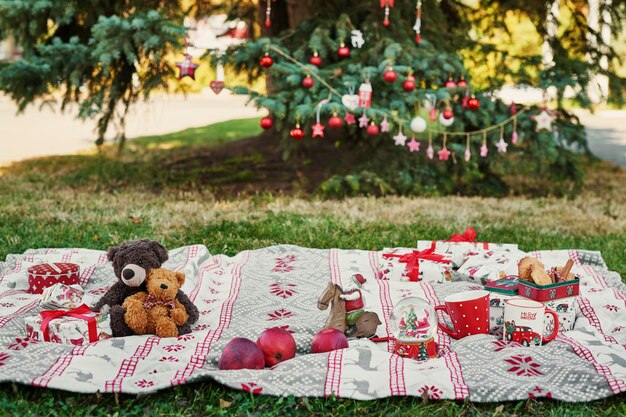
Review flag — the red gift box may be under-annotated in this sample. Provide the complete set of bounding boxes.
[27,263,80,294]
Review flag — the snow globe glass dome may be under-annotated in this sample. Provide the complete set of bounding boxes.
[389,297,438,360]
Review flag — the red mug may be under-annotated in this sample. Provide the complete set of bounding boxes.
[435,290,490,339]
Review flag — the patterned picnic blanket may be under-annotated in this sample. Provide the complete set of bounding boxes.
[1,245,625,401]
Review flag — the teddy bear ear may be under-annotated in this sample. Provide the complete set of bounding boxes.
[106,246,119,262]
[175,272,185,286]
[150,241,169,264]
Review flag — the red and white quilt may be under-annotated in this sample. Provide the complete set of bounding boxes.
[0,245,625,401]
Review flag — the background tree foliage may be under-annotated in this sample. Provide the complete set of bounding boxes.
[0,0,624,196]
[0,1,186,145]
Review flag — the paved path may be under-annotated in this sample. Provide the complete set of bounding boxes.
[0,90,261,164]
[0,94,624,167]
[575,110,626,168]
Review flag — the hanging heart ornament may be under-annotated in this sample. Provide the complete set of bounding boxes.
[210,80,225,95]
[342,94,359,110]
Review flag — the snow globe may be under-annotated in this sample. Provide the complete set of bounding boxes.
[389,297,438,360]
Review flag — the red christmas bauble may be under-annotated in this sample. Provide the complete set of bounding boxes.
[383,19,390,27]
[510,103,517,115]
[290,126,305,140]
[443,109,454,120]
[310,54,322,67]
[402,75,416,92]
[260,117,273,130]
[366,123,379,136]
[444,78,457,88]
[302,75,314,89]
[338,45,350,58]
[467,97,480,110]
[383,69,397,83]
[457,78,468,88]
[328,114,343,129]
[264,20,271,28]
[260,54,273,68]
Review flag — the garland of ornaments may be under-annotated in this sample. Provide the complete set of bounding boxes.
[257,45,555,162]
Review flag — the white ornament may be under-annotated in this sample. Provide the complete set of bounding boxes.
[438,112,454,127]
[393,126,408,146]
[534,110,555,131]
[342,94,359,110]
[351,30,365,49]
[496,137,508,153]
[410,116,427,133]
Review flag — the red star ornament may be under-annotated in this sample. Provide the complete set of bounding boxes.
[312,123,325,138]
[176,54,199,80]
[344,113,356,125]
[438,146,451,161]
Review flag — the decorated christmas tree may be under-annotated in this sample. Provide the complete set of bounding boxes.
[417,341,429,361]
[1,1,623,195]
[214,0,620,196]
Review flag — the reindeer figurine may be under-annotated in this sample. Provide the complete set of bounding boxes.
[317,275,381,339]
[317,282,347,333]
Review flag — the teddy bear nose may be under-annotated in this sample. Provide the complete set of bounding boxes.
[160,283,168,289]
[122,269,135,280]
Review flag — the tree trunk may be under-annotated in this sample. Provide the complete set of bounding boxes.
[258,0,290,37]
[287,0,314,28]
[258,0,314,94]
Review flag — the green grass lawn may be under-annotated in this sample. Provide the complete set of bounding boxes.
[1,118,625,416]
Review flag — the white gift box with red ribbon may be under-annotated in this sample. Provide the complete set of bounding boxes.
[25,305,112,346]
[417,228,518,268]
[379,248,452,283]
[456,248,528,284]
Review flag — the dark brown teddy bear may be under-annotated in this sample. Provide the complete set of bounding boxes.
[94,239,198,337]
[123,268,190,338]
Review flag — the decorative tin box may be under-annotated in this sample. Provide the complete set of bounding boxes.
[27,263,80,294]
[484,277,519,295]
[518,278,580,302]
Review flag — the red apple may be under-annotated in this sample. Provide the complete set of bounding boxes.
[311,328,349,353]
[218,338,265,370]
[256,327,297,367]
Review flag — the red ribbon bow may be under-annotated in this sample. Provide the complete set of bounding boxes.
[447,227,478,243]
[380,0,394,7]
[383,248,451,282]
[39,304,98,343]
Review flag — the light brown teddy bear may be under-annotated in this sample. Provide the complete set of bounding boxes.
[122,268,190,338]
